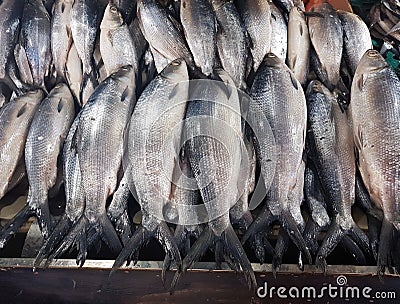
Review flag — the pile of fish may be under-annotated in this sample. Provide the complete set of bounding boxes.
[0,0,399,291]
[368,0,400,53]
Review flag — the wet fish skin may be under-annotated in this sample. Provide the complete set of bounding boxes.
[270,2,288,62]
[70,0,98,77]
[65,42,83,105]
[0,0,24,80]
[180,0,217,76]
[306,80,370,270]
[212,0,248,89]
[100,3,139,76]
[25,83,75,238]
[308,3,343,90]
[16,0,52,89]
[137,0,193,71]
[51,0,74,82]
[0,90,43,200]
[287,6,310,87]
[244,53,311,267]
[338,10,372,76]
[350,50,400,274]
[113,59,189,278]
[75,65,136,258]
[236,0,272,72]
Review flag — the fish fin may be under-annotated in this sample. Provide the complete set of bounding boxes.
[121,85,129,102]
[111,225,151,274]
[272,229,290,275]
[348,222,372,257]
[16,103,28,118]
[388,21,400,34]
[0,205,33,249]
[340,235,366,265]
[281,210,312,265]
[316,220,345,273]
[99,212,122,254]
[61,2,66,13]
[289,71,299,90]
[167,13,183,32]
[34,215,74,269]
[43,216,88,267]
[242,205,275,244]
[377,218,394,276]
[14,44,34,86]
[367,214,381,260]
[31,200,52,240]
[223,225,256,290]
[107,30,114,47]
[170,226,214,292]
[303,218,322,255]
[299,23,304,36]
[271,12,277,21]
[154,220,182,270]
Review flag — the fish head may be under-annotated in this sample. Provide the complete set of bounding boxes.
[101,3,124,29]
[24,89,45,105]
[160,59,188,83]
[263,53,285,69]
[358,50,388,75]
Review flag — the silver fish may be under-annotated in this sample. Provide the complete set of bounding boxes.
[338,10,372,76]
[51,0,74,82]
[137,0,193,71]
[244,53,311,269]
[236,0,271,72]
[306,80,370,270]
[308,3,343,90]
[0,90,43,201]
[350,50,400,274]
[15,0,51,89]
[0,0,24,80]
[25,83,75,238]
[113,59,189,278]
[270,3,288,62]
[100,4,138,76]
[65,42,83,105]
[212,0,248,89]
[180,0,217,75]
[70,0,98,80]
[172,69,256,290]
[287,6,310,87]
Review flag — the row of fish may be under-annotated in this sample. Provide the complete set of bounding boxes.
[0,0,399,291]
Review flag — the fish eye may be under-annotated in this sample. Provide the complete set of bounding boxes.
[110,5,118,13]
[367,50,379,57]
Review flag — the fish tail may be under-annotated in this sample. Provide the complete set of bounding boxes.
[272,229,290,275]
[281,209,312,265]
[241,205,275,245]
[377,218,394,277]
[111,225,151,275]
[98,212,122,254]
[348,221,371,257]
[222,225,257,291]
[367,214,381,260]
[44,216,88,268]
[303,218,322,255]
[34,214,74,269]
[170,226,214,293]
[316,220,345,273]
[32,202,52,240]
[0,205,32,249]
[341,235,366,265]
